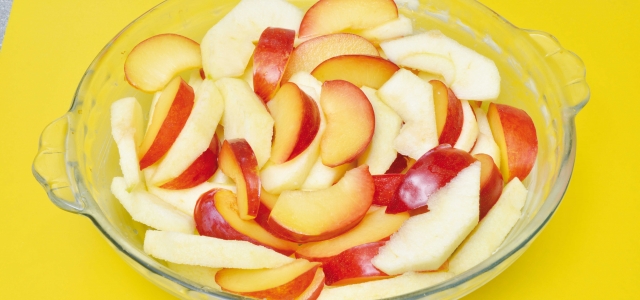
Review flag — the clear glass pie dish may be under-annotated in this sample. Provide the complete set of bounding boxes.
[32,0,589,299]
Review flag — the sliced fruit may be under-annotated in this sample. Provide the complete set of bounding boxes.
[143,230,293,269]
[475,153,504,221]
[215,259,321,299]
[373,161,481,275]
[372,174,405,206]
[298,0,398,39]
[295,206,408,262]
[219,139,261,220]
[487,103,538,181]
[159,134,219,190]
[296,268,325,300]
[385,154,409,174]
[268,82,321,164]
[124,33,201,92]
[359,14,413,43]
[323,242,391,286]
[147,179,236,216]
[268,165,374,243]
[166,263,221,291]
[453,100,479,152]
[448,178,527,274]
[320,80,375,167]
[110,97,144,188]
[282,33,378,83]
[301,158,355,191]
[311,55,399,89]
[139,77,195,170]
[253,27,296,102]
[470,106,501,167]
[430,80,463,146]
[194,189,298,255]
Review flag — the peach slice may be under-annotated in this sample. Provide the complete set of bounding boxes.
[475,153,504,221]
[385,154,409,174]
[159,134,219,190]
[268,82,321,164]
[323,242,391,286]
[320,80,375,167]
[298,0,398,39]
[138,77,194,170]
[215,259,321,299]
[282,33,378,83]
[194,189,298,255]
[268,165,374,243]
[219,139,261,220]
[296,268,325,300]
[487,103,538,181]
[430,80,463,146]
[311,55,399,89]
[295,206,408,262]
[124,33,202,92]
[253,27,296,102]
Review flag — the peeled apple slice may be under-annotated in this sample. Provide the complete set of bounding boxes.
[110,97,144,189]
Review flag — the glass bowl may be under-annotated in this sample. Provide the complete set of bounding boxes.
[32,0,589,299]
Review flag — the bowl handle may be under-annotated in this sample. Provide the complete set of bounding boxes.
[32,114,85,214]
[526,30,590,115]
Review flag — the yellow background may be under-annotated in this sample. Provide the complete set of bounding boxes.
[1,0,638,299]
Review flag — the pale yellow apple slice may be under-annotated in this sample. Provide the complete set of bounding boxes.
[283,33,379,83]
[380,31,500,100]
[111,177,195,234]
[372,162,480,275]
[300,159,354,191]
[143,230,294,269]
[216,78,274,168]
[358,87,403,175]
[359,14,413,43]
[449,178,527,274]
[151,79,223,184]
[110,97,144,189]
[125,33,201,92]
[298,0,398,39]
[377,68,438,160]
[147,180,236,216]
[166,263,221,291]
[453,100,479,152]
[317,271,454,300]
[201,0,302,80]
[268,165,374,243]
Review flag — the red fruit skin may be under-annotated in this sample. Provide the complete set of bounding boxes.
[475,153,504,221]
[159,134,219,190]
[253,27,296,102]
[288,87,322,161]
[194,189,250,241]
[235,266,319,300]
[438,87,464,145]
[385,153,408,174]
[323,241,390,286]
[372,174,405,206]
[386,144,476,214]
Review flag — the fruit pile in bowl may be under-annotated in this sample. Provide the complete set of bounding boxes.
[33,0,589,299]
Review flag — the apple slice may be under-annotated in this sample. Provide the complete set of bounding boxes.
[268,82,321,164]
[215,259,321,299]
[298,0,398,39]
[317,271,454,300]
[159,134,219,190]
[373,161,480,275]
[296,268,325,300]
[147,180,236,216]
[219,139,261,220]
[380,31,500,100]
[323,241,391,286]
[268,165,374,243]
[453,100,479,152]
[377,68,438,160]
[372,174,405,206]
[475,153,504,221]
[151,79,224,184]
[201,0,302,80]
[301,158,355,191]
[359,14,413,44]
[194,189,298,255]
[320,80,375,167]
[470,106,501,167]
[448,178,527,274]
[143,230,294,269]
[124,33,201,92]
[216,78,274,168]
[253,27,296,102]
[282,33,378,83]
[139,77,195,170]
[295,206,409,262]
[311,55,399,89]
[488,103,538,181]
[111,177,195,234]
[111,97,144,189]
[430,80,463,146]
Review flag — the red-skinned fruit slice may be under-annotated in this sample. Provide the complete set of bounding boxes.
[295,268,325,300]
[253,27,296,102]
[194,189,298,256]
[372,174,405,206]
[219,139,261,220]
[139,77,195,170]
[475,153,504,220]
[323,241,391,286]
[311,55,399,89]
[386,144,477,214]
[159,134,219,189]
[430,80,464,145]
[385,153,408,174]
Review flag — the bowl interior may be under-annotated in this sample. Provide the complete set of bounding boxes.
[65,0,579,298]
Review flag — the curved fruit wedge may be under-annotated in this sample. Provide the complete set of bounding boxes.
[323,242,391,286]
[219,139,261,220]
[296,268,325,300]
[253,27,296,102]
[110,97,144,188]
[372,174,405,206]
[475,153,504,221]
[311,55,399,89]
[430,80,463,146]
[159,134,219,190]
[125,33,201,92]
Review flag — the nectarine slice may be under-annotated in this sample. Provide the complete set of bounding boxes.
[323,241,391,286]
[475,153,504,220]
[311,55,399,89]
[219,139,261,220]
[430,80,463,146]
[253,27,296,102]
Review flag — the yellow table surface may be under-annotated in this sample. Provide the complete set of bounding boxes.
[1,0,638,299]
